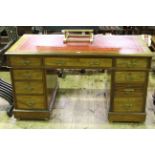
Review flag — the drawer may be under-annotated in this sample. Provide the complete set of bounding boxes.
[116,58,149,68]
[13,69,43,80]
[114,86,144,97]
[16,95,46,110]
[9,56,42,67]
[14,81,44,94]
[44,57,112,68]
[113,97,144,112]
[115,71,147,83]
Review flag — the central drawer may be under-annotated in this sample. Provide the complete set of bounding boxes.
[13,69,43,80]
[44,57,112,68]
[16,95,46,110]
[114,71,147,83]
[14,81,44,94]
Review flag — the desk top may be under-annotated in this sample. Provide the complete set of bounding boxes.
[6,34,152,57]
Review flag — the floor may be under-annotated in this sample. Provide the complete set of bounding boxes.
[1,71,155,129]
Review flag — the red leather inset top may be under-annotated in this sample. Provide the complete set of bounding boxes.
[16,34,145,54]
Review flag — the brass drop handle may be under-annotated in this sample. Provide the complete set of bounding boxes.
[124,88,135,92]
[89,61,100,66]
[126,108,132,112]
[23,60,31,65]
[127,62,135,67]
[55,61,65,66]
[25,101,35,107]
[125,103,133,107]
[25,86,34,91]
[26,74,32,78]
[24,72,32,78]
[125,73,133,81]
[125,60,137,67]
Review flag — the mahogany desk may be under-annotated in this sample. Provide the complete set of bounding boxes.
[5,34,152,122]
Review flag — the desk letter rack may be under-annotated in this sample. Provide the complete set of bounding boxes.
[62,29,94,43]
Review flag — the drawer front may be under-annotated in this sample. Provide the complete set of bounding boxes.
[115,71,147,83]
[113,97,144,112]
[44,57,112,68]
[116,58,148,68]
[13,69,43,80]
[14,81,44,94]
[115,86,144,97]
[16,95,46,110]
[9,56,42,67]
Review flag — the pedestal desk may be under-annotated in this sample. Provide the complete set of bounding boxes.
[5,34,152,122]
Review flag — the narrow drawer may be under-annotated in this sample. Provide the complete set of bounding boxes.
[44,57,112,68]
[115,71,147,83]
[9,56,42,67]
[116,58,149,68]
[16,95,46,110]
[14,81,44,94]
[13,69,43,80]
[113,97,144,112]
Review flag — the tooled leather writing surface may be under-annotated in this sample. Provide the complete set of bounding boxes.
[7,34,151,56]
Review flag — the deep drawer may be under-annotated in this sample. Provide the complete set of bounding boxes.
[44,57,112,68]
[14,81,44,94]
[9,56,42,67]
[116,58,149,68]
[113,97,144,112]
[13,69,43,80]
[16,95,46,110]
[114,71,147,83]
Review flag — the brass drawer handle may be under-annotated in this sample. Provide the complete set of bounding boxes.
[124,88,135,92]
[20,72,32,78]
[125,73,133,81]
[23,60,31,65]
[54,61,65,66]
[24,87,34,91]
[89,62,100,65]
[25,73,32,78]
[24,101,35,107]
[25,74,32,78]
[125,103,133,107]
[126,61,136,67]
[118,60,137,67]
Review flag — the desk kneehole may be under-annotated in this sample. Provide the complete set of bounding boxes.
[44,57,112,68]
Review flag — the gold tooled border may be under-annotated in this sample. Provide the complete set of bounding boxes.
[5,35,28,54]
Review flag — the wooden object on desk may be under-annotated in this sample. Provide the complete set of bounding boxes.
[62,29,94,43]
[5,34,152,122]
